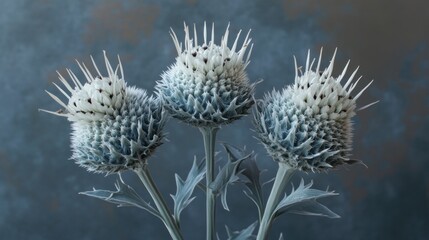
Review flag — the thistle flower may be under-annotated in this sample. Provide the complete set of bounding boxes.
[42,52,167,173]
[254,49,377,172]
[157,22,255,127]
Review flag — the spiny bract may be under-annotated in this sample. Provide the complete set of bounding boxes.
[157,22,256,127]
[254,49,376,172]
[42,52,167,173]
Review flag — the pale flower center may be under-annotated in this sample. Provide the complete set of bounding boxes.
[292,71,355,120]
[67,75,126,120]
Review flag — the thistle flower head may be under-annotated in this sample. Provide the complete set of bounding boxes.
[254,49,377,172]
[42,52,167,174]
[71,87,166,173]
[42,51,126,121]
[157,22,255,127]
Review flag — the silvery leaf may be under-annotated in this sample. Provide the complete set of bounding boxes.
[171,157,206,223]
[225,222,257,240]
[287,200,340,218]
[273,179,339,219]
[229,145,264,220]
[79,174,161,219]
[222,143,264,220]
[210,144,251,211]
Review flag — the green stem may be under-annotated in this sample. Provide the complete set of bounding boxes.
[199,127,219,240]
[135,166,184,240]
[256,163,295,240]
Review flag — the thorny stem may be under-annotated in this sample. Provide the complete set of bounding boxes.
[200,126,219,240]
[256,163,295,240]
[135,166,184,240]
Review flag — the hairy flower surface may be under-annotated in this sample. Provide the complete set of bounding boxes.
[43,52,166,173]
[254,49,376,171]
[157,23,255,127]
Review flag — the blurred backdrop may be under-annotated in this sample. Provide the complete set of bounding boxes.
[1,0,428,239]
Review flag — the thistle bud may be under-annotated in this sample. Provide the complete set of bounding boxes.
[254,49,376,172]
[42,52,166,173]
[157,22,255,127]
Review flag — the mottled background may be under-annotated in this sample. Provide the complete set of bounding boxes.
[1,0,428,239]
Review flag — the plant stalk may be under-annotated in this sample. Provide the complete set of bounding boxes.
[135,166,183,240]
[200,126,219,240]
[256,163,295,240]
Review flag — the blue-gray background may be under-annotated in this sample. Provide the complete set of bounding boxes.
[1,0,428,239]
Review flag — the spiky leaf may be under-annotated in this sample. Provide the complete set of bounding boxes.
[225,222,257,240]
[223,143,264,221]
[210,144,251,211]
[171,157,206,223]
[274,179,339,219]
[79,175,161,219]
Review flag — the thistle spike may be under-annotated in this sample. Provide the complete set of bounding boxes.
[82,62,94,82]
[230,29,242,56]
[316,47,323,74]
[103,50,114,78]
[90,55,102,77]
[305,49,311,72]
[246,43,254,64]
[170,28,181,56]
[211,22,215,46]
[117,55,124,80]
[337,60,350,83]
[326,48,337,79]
[358,100,379,111]
[353,80,373,100]
[76,60,93,83]
[66,69,82,89]
[343,66,359,90]
[45,90,69,110]
[193,23,198,46]
[203,21,207,45]
[52,82,70,99]
[57,71,74,93]
[294,56,298,85]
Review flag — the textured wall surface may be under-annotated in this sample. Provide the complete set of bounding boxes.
[1,0,428,239]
